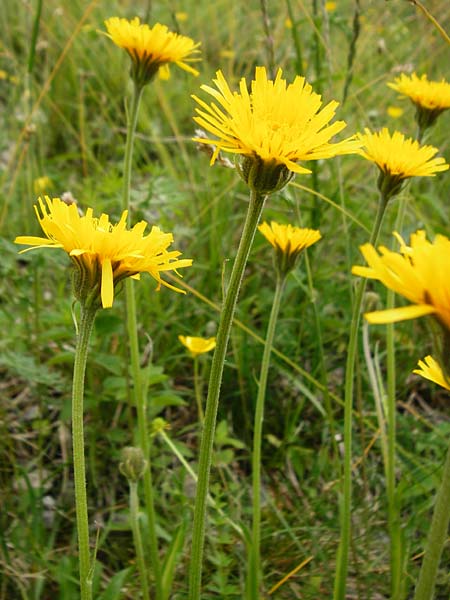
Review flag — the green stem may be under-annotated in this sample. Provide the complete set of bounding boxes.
[333,192,389,600]
[123,82,144,217]
[386,196,407,600]
[413,440,450,600]
[194,357,204,424]
[72,304,97,600]
[130,481,151,600]
[159,429,243,537]
[122,81,163,599]
[188,190,267,600]
[248,274,286,599]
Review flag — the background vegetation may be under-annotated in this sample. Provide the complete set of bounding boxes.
[0,0,449,598]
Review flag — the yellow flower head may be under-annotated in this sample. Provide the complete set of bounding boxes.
[413,356,450,391]
[387,73,450,130]
[104,17,200,86]
[15,197,192,309]
[356,128,448,199]
[352,230,450,330]
[193,67,358,193]
[259,221,321,276]
[178,335,216,356]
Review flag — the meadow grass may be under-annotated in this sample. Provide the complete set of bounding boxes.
[1,0,449,598]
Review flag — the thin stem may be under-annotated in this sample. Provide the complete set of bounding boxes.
[413,440,450,600]
[130,481,151,600]
[333,192,389,600]
[158,429,243,537]
[386,196,407,600]
[122,80,163,599]
[188,190,267,600]
[194,356,205,424]
[285,0,303,74]
[123,82,144,218]
[72,304,97,600]
[248,274,286,599]
[259,0,275,78]
[408,0,450,45]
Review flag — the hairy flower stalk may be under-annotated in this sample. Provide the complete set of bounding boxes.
[334,132,448,600]
[15,198,191,600]
[248,222,321,598]
[190,66,356,600]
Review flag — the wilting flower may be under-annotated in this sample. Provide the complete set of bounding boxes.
[258,221,321,276]
[414,356,450,391]
[387,72,450,130]
[15,196,192,309]
[193,67,358,193]
[179,335,216,356]
[104,17,200,86]
[356,128,448,199]
[352,230,450,330]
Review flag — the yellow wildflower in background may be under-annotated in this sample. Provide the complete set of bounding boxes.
[179,335,216,356]
[15,197,192,309]
[259,221,321,276]
[193,67,359,193]
[352,230,450,329]
[325,2,337,12]
[104,17,200,86]
[387,72,450,130]
[356,128,448,198]
[387,106,404,119]
[34,176,53,195]
[414,356,450,391]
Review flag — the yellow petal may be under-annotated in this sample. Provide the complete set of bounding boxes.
[364,304,436,324]
[101,258,114,308]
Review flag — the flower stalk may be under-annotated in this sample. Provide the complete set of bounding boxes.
[130,481,151,600]
[248,273,286,599]
[188,189,267,600]
[122,79,162,598]
[333,191,389,600]
[72,302,98,600]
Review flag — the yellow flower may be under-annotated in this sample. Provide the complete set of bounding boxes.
[387,72,450,130]
[193,67,358,193]
[259,221,321,276]
[15,196,192,309]
[104,17,200,86]
[325,2,337,12]
[387,106,404,119]
[352,230,450,330]
[413,356,450,391]
[178,335,216,356]
[356,128,448,199]
[33,176,53,195]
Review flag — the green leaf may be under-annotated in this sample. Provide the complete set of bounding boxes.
[98,568,131,600]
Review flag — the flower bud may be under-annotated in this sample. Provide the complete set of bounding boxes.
[119,447,148,482]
